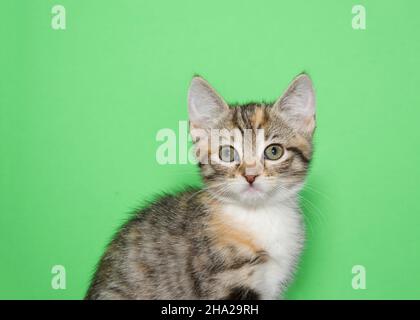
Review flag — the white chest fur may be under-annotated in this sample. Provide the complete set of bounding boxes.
[221,202,305,299]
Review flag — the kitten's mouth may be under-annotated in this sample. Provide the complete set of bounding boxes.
[243,185,262,194]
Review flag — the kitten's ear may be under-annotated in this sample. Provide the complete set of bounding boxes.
[188,76,229,129]
[273,74,316,136]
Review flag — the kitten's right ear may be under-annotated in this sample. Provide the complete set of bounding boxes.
[188,76,229,129]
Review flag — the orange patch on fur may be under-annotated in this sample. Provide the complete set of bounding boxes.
[289,134,312,159]
[252,108,266,129]
[208,212,261,254]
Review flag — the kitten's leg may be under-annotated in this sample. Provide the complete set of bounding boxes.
[201,254,268,300]
[223,286,260,300]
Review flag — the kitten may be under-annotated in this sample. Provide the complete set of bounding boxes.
[86,74,316,300]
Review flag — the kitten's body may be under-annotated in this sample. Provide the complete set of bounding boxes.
[86,189,304,299]
[219,200,304,299]
[86,75,315,300]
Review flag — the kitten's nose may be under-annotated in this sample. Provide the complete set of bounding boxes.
[244,175,257,185]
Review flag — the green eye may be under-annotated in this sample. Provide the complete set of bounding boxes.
[264,144,284,160]
[219,145,239,162]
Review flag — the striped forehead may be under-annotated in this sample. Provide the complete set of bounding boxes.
[226,104,294,141]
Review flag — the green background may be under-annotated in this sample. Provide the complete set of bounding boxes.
[1,0,419,299]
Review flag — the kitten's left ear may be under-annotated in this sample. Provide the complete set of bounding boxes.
[273,74,316,136]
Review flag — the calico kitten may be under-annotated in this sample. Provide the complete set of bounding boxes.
[86,74,316,300]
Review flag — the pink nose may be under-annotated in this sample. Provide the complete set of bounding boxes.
[244,175,257,184]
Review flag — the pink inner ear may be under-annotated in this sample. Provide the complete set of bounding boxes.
[304,116,316,135]
[273,75,316,135]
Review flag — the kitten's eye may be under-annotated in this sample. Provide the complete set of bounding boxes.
[264,144,284,161]
[219,145,239,163]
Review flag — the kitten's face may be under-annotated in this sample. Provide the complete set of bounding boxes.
[188,75,315,206]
